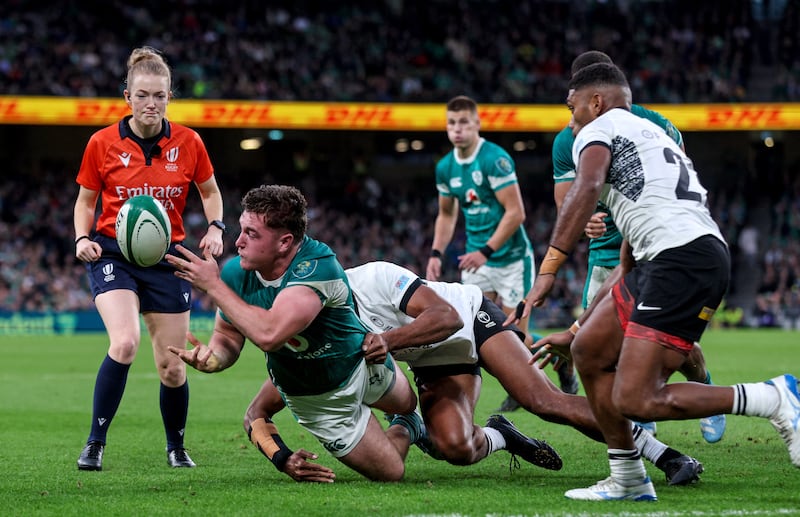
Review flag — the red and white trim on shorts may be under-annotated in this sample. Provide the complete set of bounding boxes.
[611,282,694,355]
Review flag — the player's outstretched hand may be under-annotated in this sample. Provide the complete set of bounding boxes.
[166,244,220,293]
[168,331,221,372]
[283,449,336,483]
[503,275,556,327]
[530,330,574,371]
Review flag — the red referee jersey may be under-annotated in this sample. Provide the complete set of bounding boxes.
[76,116,214,242]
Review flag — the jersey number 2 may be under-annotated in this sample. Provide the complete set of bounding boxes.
[663,148,702,202]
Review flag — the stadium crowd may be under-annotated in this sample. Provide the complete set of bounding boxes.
[1,0,796,103]
[1,0,799,329]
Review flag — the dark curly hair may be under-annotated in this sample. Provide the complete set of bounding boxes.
[568,62,629,91]
[241,185,307,241]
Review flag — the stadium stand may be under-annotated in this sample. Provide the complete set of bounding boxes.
[0,0,798,328]
[0,0,790,102]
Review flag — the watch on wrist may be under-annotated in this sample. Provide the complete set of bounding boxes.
[209,219,226,233]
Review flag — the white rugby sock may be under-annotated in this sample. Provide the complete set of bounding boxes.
[483,427,506,455]
[732,383,780,417]
[608,448,648,486]
[632,423,667,463]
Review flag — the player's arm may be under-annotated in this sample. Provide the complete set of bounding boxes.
[553,129,606,235]
[511,144,608,317]
[195,175,225,257]
[73,186,103,262]
[484,183,525,251]
[218,284,323,353]
[167,245,324,352]
[549,145,609,255]
[380,283,464,352]
[427,195,459,280]
[168,314,245,372]
[244,379,335,482]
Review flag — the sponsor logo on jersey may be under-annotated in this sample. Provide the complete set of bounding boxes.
[114,184,184,212]
[118,152,131,168]
[465,188,480,204]
[292,260,318,279]
[471,169,483,186]
[102,263,115,282]
[165,146,179,172]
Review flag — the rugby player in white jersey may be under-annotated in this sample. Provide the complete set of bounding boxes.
[512,62,800,501]
[245,261,704,485]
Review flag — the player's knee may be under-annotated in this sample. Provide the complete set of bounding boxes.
[158,360,186,386]
[612,384,658,420]
[431,433,475,466]
[369,462,405,482]
[108,337,139,363]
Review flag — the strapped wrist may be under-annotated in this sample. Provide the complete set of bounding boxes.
[539,245,569,276]
[248,417,294,472]
[430,249,443,259]
[568,320,581,336]
[75,235,90,245]
[478,244,495,259]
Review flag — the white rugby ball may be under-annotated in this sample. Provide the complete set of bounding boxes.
[115,195,172,267]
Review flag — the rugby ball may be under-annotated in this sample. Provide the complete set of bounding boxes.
[115,195,171,267]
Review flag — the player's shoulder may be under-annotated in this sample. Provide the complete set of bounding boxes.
[435,149,456,171]
[553,126,574,147]
[552,126,575,162]
[631,104,682,145]
[290,237,343,280]
[479,139,511,159]
[348,261,415,283]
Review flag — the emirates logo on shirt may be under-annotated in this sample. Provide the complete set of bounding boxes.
[165,146,179,172]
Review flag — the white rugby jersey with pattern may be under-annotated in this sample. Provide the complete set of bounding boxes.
[346,261,483,368]
[572,108,725,262]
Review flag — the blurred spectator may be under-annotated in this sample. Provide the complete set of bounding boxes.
[0,0,783,103]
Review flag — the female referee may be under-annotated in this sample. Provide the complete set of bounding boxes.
[73,46,224,470]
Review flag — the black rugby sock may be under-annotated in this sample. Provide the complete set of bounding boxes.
[88,354,130,443]
[160,381,189,451]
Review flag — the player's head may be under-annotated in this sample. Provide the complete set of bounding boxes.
[124,47,172,132]
[566,63,630,136]
[570,51,613,77]
[445,95,480,152]
[236,185,308,272]
[242,185,308,243]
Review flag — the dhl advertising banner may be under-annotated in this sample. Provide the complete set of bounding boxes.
[1,96,799,131]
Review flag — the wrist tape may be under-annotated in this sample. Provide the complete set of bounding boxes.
[248,417,293,472]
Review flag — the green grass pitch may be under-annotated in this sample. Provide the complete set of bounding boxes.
[2,328,799,516]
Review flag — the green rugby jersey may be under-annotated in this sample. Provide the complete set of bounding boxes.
[435,138,532,266]
[552,104,683,267]
[220,235,367,396]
